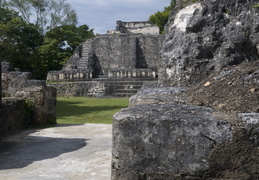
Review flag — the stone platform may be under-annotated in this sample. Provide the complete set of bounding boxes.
[48,78,157,97]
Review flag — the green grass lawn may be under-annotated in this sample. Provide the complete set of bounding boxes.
[56,97,129,124]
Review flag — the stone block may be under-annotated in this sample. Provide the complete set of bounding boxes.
[112,104,232,179]
[160,1,259,86]
[0,98,25,138]
[129,87,187,106]
[238,113,259,144]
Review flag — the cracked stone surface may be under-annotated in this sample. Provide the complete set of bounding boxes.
[112,104,232,179]
[0,124,112,180]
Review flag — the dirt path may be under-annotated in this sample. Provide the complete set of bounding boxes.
[0,124,112,180]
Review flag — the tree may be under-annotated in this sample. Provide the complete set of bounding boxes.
[0,7,43,72]
[1,3,94,79]
[5,0,77,34]
[37,24,95,78]
[149,8,170,34]
[45,24,94,55]
[0,0,7,7]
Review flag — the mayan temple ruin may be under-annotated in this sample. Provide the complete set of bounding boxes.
[47,21,163,97]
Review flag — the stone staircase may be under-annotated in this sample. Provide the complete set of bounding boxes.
[112,81,144,97]
[76,39,92,69]
[92,78,157,97]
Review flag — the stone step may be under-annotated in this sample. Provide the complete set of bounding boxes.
[114,89,139,94]
[77,61,88,64]
[115,82,144,85]
[77,64,87,67]
[112,93,136,98]
[80,40,92,63]
[91,78,157,82]
[82,50,90,53]
[77,59,89,68]
[115,85,143,90]
[82,48,90,52]
[97,75,109,78]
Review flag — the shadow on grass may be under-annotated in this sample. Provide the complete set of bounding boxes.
[56,99,128,119]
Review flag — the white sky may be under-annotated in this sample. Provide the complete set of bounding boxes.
[66,0,171,34]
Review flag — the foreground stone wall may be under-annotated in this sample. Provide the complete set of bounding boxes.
[112,1,259,179]
[2,63,57,125]
[0,98,25,138]
[113,104,259,179]
[112,104,234,179]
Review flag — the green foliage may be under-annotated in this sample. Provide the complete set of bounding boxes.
[178,0,202,8]
[36,24,95,78]
[149,8,170,34]
[149,0,202,34]
[0,5,94,79]
[0,7,44,72]
[45,24,94,54]
[5,0,78,34]
[24,98,35,126]
[56,97,129,124]
[253,4,259,8]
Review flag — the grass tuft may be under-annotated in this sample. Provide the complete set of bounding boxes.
[56,97,129,124]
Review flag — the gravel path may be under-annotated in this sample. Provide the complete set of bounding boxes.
[0,124,112,180]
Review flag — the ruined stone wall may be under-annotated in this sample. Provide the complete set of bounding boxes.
[115,21,160,35]
[92,34,137,70]
[48,82,93,97]
[136,35,164,68]
[2,62,57,125]
[46,69,92,82]
[0,98,25,138]
[92,34,163,72]
[49,78,157,97]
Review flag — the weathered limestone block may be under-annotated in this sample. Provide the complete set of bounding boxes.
[46,69,92,82]
[129,86,187,106]
[1,62,14,73]
[2,63,57,125]
[238,113,259,144]
[0,98,25,138]
[112,104,232,179]
[115,21,160,35]
[2,72,32,94]
[160,0,259,86]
